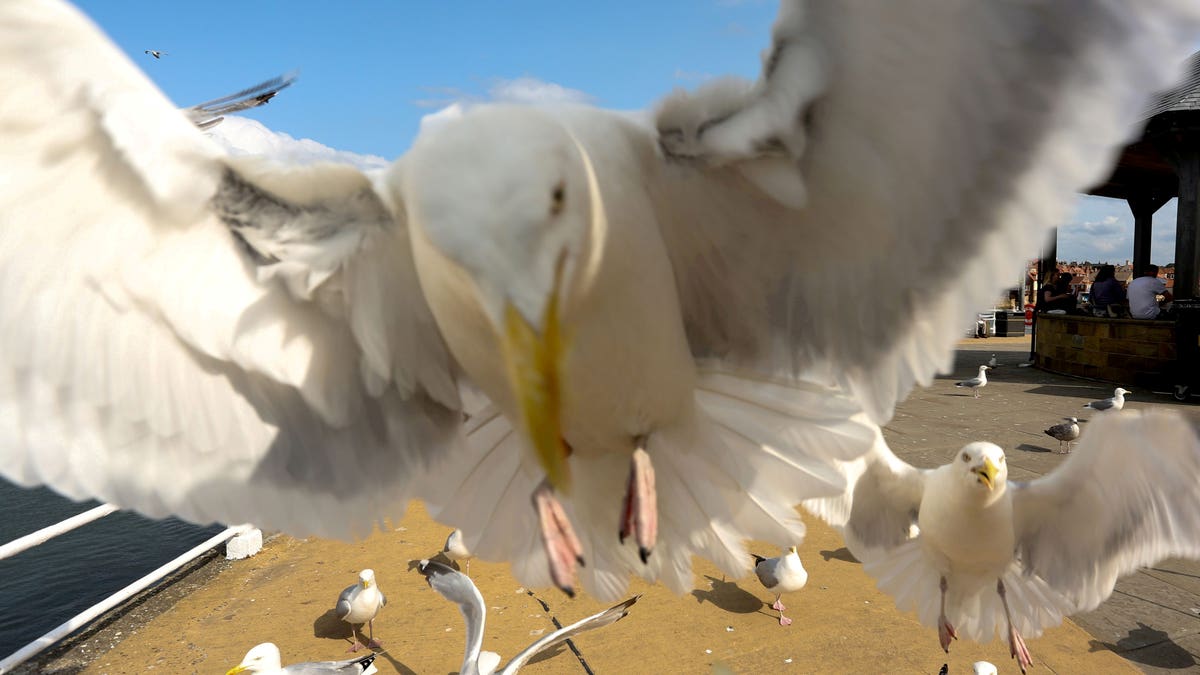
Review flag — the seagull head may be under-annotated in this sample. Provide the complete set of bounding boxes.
[956,442,1007,497]
[358,568,376,588]
[225,642,282,675]
[401,105,602,491]
[1114,387,1130,396]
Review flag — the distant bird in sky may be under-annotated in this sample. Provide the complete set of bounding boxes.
[143,49,166,59]
[751,546,808,626]
[955,366,991,398]
[1083,387,1129,412]
[442,528,472,576]
[226,642,379,674]
[418,559,639,674]
[335,569,386,653]
[1043,417,1080,453]
[809,411,1200,673]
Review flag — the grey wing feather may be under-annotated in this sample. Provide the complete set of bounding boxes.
[183,72,297,130]
[956,378,982,388]
[1013,410,1200,612]
[335,583,358,620]
[1085,399,1114,410]
[283,652,378,674]
[499,596,641,674]
[754,559,780,589]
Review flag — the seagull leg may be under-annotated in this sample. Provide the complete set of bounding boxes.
[974,389,980,399]
[772,594,792,626]
[619,442,658,563]
[533,481,585,597]
[998,579,1033,673]
[347,624,365,653]
[367,618,382,649]
[938,576,957,653]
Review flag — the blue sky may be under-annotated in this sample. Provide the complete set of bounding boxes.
[74,0,1181,266]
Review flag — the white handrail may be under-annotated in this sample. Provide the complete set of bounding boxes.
[0,503,119,561]
[0,523,252,674]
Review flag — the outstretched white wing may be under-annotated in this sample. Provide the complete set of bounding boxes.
[499,595,640,674]
[0,0,462,538]
[1012,410,1200,613]
[654,0,1200,421]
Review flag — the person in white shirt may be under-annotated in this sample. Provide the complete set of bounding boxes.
[1127,264,1172,319]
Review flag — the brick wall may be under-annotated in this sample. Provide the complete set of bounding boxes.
[1035,314,1175,384]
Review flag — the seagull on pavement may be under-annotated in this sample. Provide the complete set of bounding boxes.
[336,569,386,653]
[1083,387,1130,412]
[417,559,638,674]
[1043,417,1080,453]
[751,546,808,626]
[443,528,473,576]
[2,0,1199,604]
[225,643,378,675]
[955,366,991,398]
[807,410,1200,673]
[987,354,998,369]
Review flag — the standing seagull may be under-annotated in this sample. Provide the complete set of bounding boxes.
[2,0,1200,604]
[1083,387,1130,412]
[806,411,1200,673]
[417,559,639,674]
[751,546,808,626]
[1043,417,1080,453]
[443,528,473,576]
[336,570,386,653]
[955,366,991,398]
[143,49,166,59]
[987,354,998,369]
[225,642,378,674]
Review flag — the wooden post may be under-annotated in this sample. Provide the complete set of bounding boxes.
[1127,192,1169,277]
[1175,149,1200,300]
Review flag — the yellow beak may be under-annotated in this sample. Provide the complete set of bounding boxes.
[502,290,570,493]
[225,666,248,675]
[974,457,999,490]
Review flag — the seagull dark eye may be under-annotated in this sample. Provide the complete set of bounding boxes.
[551,182,565,215]
[962,452,970,462]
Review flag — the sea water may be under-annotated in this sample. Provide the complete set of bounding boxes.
[0,479,222,660]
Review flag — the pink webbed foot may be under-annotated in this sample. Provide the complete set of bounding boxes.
[346,641,364,654]
[779,614,793,627]
[533,482,585,597]
[938,618,958,652]
[619,444,658,564]
[1009,621,1032,672]
[771,599,786,612]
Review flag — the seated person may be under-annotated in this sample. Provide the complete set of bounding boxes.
[1090,264,1126,316]
[1040,271,1077,313]
[1127,264,1173,319]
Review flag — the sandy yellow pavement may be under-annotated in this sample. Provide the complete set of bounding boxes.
[80,501,1133,674]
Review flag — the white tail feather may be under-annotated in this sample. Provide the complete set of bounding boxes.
[423,373,875,600]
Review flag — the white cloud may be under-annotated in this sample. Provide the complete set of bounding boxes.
[487,77,592,105]
[1056,195,1178,264]
[205,116,389,171]
[413,76,594,139]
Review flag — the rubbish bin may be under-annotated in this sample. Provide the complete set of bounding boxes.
[994,311,1026,337]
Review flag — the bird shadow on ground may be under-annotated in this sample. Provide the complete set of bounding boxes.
[1015,443,1052,454]
[313,608,352,640]
[691,575,763,614]
[377,651,417,675]
[819,547,859,563]
[1089,622,1197,670]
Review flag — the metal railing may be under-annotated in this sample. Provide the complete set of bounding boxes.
[0,505,250,674]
